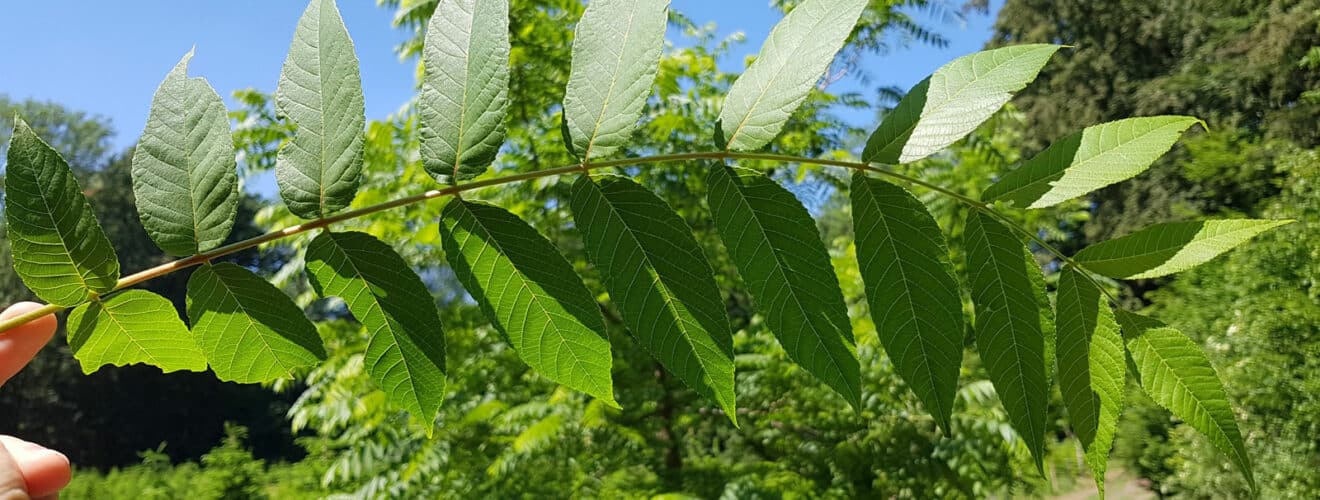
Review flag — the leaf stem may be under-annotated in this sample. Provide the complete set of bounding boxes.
[0,302,66,333]
[0,150,1109,334]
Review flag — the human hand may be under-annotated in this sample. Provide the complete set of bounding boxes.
[0,303,71,499]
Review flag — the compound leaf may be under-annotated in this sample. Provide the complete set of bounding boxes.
[275,0,365,219]
[562,0,669,160]
[420,0,510,183]
[964,210,1048,471]
[717,0,867,151]
[187,263,326,383]
[706,165,859,408]
[864,44,1060,164]
[306,231,448,428]
[982,116,1201,208]
[67,290,207,374]
[132,49,240,256]
[850,173,962,432]
[1056,267,1124,496]
[1074,219,1292,279]
[1119,310,1255,492]
[4,117,119,306]
[440,199,617,406]
[569,175,735,421]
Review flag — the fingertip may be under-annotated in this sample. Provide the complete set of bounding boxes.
[0,437,70,498]
[0,302,59,385]
[24,449,70,498]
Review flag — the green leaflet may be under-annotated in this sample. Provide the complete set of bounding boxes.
[305,231,448,428]
[132,49,240,256]
[4,118,119,306]
[439,199,617,406]
[561,0,669,160]
[1056,268,1124,497]
[981,116,1201,208]
[275,0,365,219]
[1119,310,1255,492]
[849,173,963,432]
[568,175,735,421]
[862,78,929,165]
[420,0,510,183]
[1074,219,1292,279]
[67,290,207,374]
[716,0,867,152]
[706,165,860,408]
[187,263,326,383]
[963,210,1048,471]
[863,44,1060,164]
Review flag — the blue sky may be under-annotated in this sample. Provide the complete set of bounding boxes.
[1,0,1002,153]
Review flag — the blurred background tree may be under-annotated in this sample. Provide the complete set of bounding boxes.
[993,0,1320,497]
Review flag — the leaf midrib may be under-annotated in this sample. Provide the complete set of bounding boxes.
[452,1,479,181]
[316,0,333,217]
[178,76,208,255]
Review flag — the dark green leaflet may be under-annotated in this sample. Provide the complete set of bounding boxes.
[306,231,448,428]
[4,118,119,306]
[850,173,963,432]
[706,165,859,408]
[439,199,617,406]
[187,263,326,383]
[964,210,1048,471]
[1119,310,1255,492]
[569,174,735,421]
[1055,267,1124,497]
